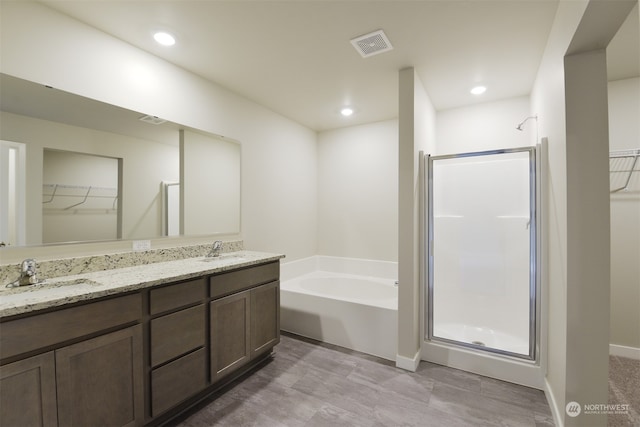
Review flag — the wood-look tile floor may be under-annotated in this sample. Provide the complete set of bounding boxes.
[174,333,554,427]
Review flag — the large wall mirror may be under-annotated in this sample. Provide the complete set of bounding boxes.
[0,73,241,248]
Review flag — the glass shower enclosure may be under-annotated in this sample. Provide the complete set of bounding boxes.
[427,147,537,360]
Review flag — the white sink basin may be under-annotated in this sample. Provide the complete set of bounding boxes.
[50,278,101,287]
[3,277,100,291]
[200,254,246,263]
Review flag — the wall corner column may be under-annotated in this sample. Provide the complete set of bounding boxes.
[397,67,435,370]
[563,48,611,427]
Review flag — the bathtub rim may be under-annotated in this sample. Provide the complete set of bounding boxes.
[281,270,398,310]
[280,255,398,282]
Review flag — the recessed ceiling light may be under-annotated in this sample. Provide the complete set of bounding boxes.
[154,31,176,46]
[470,85,487,95]
[340,107,354,117]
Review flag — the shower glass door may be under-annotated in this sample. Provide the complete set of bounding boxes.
[427,147,536,359]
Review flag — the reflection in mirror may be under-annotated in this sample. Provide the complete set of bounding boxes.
[0,140,26,247]
[0,73,241,247]
[162,181,180,237]
[181,130,241,235]
[42,149,121,244]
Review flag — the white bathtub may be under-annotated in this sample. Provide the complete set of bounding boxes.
[280,257,398,361]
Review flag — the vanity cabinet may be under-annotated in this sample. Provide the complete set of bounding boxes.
[209,263,280,382]
[0,293,144,427]
[0,258,281,427]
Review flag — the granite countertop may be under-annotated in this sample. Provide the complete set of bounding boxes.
[0,251,284,318]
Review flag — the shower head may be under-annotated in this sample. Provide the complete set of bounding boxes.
[516,115,538,131]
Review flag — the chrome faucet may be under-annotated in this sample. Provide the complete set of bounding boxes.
[18,258,38,286]
[207,240,223,257]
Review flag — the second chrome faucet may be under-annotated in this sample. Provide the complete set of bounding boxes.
[207,240,223,257]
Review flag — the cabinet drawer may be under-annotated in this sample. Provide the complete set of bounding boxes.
[209,262,279,299]
[151,348,206,417]
[151,304,205,367]
[150,278,206,315]
[1,293,141,360]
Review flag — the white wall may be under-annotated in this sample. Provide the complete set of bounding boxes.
[530,2,588,423]
[435,96,533,154]
[317,120,398,261]
[0,1,317,262]
[608,77,640,350]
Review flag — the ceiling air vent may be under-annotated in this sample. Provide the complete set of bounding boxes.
[138,115,166,125]
[350,29,393,58]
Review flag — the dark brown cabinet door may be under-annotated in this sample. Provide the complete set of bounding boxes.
[210,291,251,382]
[250,281,280,358]
[55,325,143,427]
[0,352,58,427]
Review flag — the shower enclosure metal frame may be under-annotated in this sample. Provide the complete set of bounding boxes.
[426,146,538,361]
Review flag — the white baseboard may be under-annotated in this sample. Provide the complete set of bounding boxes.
[610,343,640,359]
[396,350,420,372]
[544,378,564,427]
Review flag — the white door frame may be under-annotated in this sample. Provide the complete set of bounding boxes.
[0,140,26,247]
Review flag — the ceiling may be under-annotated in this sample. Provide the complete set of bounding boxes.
[37,1,639,132]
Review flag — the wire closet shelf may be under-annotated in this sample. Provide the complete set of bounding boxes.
[610,148,640,193]
[42,183,118,210]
